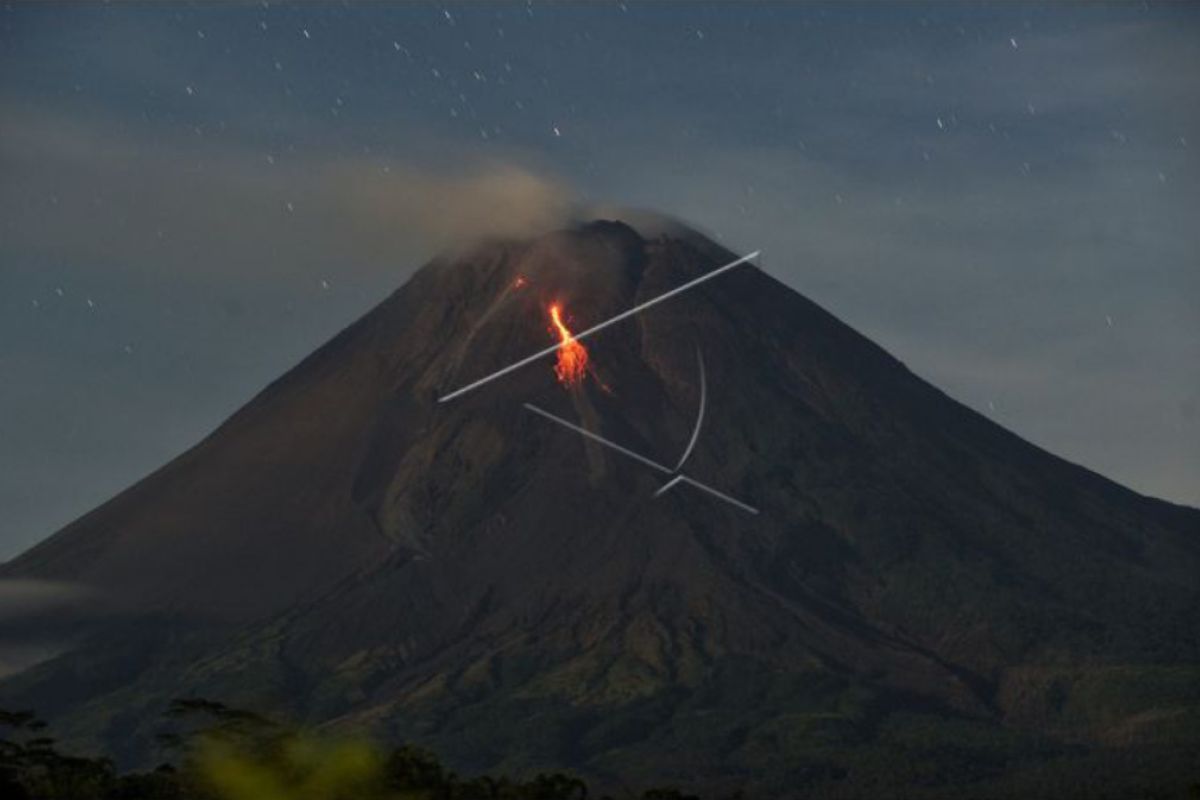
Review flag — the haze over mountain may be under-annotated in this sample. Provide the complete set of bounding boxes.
[2,220,1197,797]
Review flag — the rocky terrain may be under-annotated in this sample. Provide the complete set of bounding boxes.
[3,219,1198,797]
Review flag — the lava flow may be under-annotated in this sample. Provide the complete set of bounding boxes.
[548,303,589,388]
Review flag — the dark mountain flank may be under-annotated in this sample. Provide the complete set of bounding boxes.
[3,220,1198,797]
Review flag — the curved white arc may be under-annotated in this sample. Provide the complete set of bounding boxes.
[673,347,706,472]
[523,402,758,515]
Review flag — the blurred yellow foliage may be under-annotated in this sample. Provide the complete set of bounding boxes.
[197,734,398,800]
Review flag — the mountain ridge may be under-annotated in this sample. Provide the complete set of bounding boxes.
[2,218,1197,796]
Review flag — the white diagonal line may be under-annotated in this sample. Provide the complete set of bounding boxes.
[523,403,672,475]
[678,476,759,515]
[438,250,760,402]
[523,403,758,515]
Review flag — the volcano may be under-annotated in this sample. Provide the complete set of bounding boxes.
[2,219,1198,797]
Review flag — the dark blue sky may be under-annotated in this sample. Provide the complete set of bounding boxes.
[1,2,1197,559]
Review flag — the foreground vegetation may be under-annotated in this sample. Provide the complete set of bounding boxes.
[1,700,727,800]
[5,699,1200,800]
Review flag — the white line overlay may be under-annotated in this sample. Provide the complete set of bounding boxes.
[673,348,707,472]
[437,250,760,403]
[523,403,671,476]
[523,402,758,515]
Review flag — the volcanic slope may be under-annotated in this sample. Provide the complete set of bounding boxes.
[3,220,1198,797]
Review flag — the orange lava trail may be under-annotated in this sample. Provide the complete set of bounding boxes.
[549,303,589,388]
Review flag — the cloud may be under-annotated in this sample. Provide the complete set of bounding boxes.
[0,578,93,620]
[0,2,1195,575]
[331,158,575,256]
[0,579,105,677]
[0,103,580,560]
[0,641,71,680]
[0,106,576,285]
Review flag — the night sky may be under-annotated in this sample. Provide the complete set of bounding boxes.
[1,2,1197,560]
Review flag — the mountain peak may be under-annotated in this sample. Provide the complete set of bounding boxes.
[2,217,1197,793]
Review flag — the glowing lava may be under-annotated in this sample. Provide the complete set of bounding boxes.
[549,303,588,388]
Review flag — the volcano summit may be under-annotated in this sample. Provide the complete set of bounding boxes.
[2,219,1198,797]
